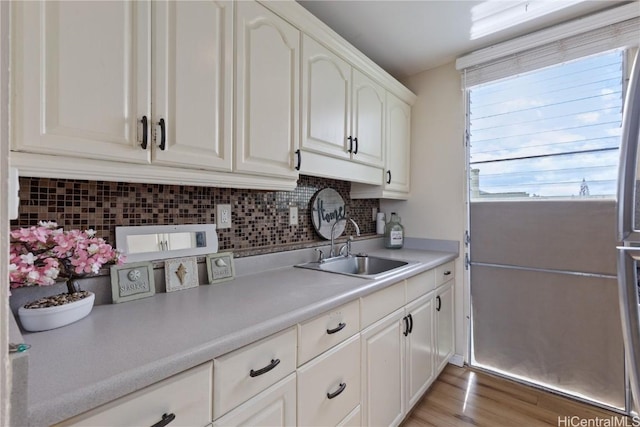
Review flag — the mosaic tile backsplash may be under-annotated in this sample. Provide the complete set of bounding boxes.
[12,175,379,257]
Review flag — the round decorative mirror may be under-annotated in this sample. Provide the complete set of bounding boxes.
[310,188,347,240]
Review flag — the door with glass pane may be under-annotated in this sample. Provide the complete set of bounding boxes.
[467,49,626,410]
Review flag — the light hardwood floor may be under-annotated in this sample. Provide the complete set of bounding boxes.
[402,365,628,427]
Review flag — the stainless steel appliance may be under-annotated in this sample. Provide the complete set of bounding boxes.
[616,49,640,412]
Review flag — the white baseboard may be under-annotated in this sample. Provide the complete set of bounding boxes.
[449,354,464,367]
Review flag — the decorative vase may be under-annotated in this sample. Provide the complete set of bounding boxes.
[18,291,95,332]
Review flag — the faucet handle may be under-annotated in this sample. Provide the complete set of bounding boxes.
[315,248,325,263]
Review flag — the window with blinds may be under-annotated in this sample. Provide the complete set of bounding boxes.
[469,49,624,199]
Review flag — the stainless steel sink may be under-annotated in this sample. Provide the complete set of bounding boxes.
[295,255,418,279]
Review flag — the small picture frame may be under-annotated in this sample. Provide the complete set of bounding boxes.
[110,262,156,304]
[206,252,235,284]
[164,257,199,293]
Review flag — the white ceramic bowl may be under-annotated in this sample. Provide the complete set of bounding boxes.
[18,292,95,332]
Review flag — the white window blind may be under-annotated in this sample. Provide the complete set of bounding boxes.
[460,9,639,200]
[461,16,639,87]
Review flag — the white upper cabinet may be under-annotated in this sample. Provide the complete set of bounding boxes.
[152,0,233,171]
[12,1,151,163]
[384,92,411,194]
[11,0,414,191]
[301,34,351,160]
[13,0,233,172]
[301,35,385,169]
[351,70,385,168]
[234,1,300,179]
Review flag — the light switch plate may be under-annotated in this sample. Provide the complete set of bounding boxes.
[206,252,235,284]
[217,204,231,229]
[289,206,298,226]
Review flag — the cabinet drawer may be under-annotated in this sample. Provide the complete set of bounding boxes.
[297,334,361,427]
[214,327,296,419]
[56,362,212,427]
[435,261,455,287]
[212,373,296,427]
[338,405,361,426]
[406,269,435,302]
[298,300,360,366]
[361,280,405,328]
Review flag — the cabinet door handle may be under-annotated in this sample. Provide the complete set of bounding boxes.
[403,315,409,336]
[295,149,301,171]
[140,115,149,150]
[327,382,347,399]
[436,295,442,312]
[386,170,392,184]
[408,313,413,334]
[353,137,358,154]
[249,358,280,377]
[150,413,175,427]
[158,118,166,150]
[347,136,353,153]
[326,322,346,335]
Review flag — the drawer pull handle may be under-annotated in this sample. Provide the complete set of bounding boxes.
[403,315,409,336]
[326,322,346,335]
[249,358,280,377]
[408,313,414,334]
[158,118,166,150]
[140,115,149,150]
[150,413,175,427]
[327,382,347,399]
[444,271,452,276]
[295,149,301,171]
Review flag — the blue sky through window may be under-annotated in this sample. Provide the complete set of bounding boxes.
[469,49,624,199]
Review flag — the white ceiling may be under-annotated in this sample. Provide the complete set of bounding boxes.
[297,0,634,80]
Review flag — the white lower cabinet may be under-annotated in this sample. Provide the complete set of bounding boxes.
[405,293,435,410]
[53,262,455,427]
[360,307,406,427]
[297,334,361,426]
[212,373,297,427]
[55,362,213,427]
[435,279,455,373]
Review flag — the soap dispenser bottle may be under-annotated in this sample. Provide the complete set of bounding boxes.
[384,212,404,249]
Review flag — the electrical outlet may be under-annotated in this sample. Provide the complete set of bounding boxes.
[372,207,378,221]
[289,206,298,226]
[217,204,232,229]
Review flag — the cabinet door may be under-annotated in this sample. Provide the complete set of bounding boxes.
[435,280,455,373]
[12,1,151,163]
[234,1,299,179]
[351,69,385,168]
[213,374,296,427]
[301,35,351,160]
[361,308,405,427]
[152,0,233,171]
[405,293,435,411]
[385,93,411,193]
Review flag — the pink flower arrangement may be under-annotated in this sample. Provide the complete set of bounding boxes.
[9,221,124,294]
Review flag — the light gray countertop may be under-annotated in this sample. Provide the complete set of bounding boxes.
[20,242,457,426]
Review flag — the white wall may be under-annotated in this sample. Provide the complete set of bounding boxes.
[380,61,467,360]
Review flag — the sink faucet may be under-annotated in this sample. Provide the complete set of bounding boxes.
[330,217,361,258]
